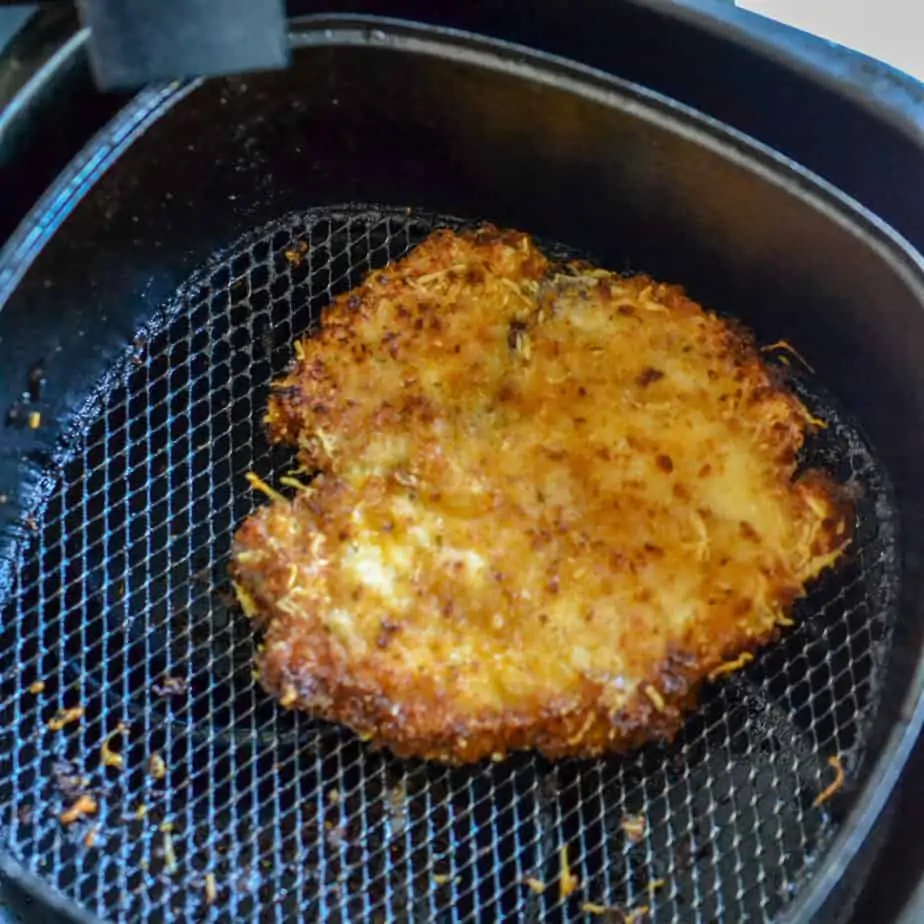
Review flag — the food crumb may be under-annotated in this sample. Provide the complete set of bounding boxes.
[162,826,177,874]
[135,804,148,820]
[643,685,665,712]
[524,877,546,894]
[813,755,845,807]
[204,872,217,905]
[624,906,650,924]
[559,844,579,899]
[620,814,647,844]
[152,675,188,697]
[432,873,453,886]
[27,411,41,430]
[279,686,298,708]
[327,788,340,805]
[284,240,309,266]
[84,825,100,848]
[761,339,814,373]
[60,794,97,826]
[48,706,84,731]
[580,902,614,916]
[28,680,45,695]
[101,723,128,769]
[707,652,754,682]
[149,753,167,780]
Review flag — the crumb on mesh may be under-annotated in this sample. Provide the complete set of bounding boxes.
[559,844,580,899]
[579,902,612,916]
[707,652,754,682]
[48,706,84,731]
[101,724,128,769]
[163,826,177,874]
[149,753,167,780]
[284,240,309,266]
[624,906,650,924]
[60,794,97,826]
[620,813,647,843]
[152,675,188,697]
[813,755,845,807]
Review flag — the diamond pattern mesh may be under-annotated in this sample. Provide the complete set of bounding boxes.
[0,206,899,923]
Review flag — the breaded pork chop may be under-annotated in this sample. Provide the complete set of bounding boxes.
[231,226,850,764]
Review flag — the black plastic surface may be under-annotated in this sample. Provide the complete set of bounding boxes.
[78,0,289,89]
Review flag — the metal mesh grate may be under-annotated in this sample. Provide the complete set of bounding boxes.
[0,206,899,923]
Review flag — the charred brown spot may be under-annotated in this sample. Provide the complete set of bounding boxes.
[609,550,627,570]
[497,382,515,402]
[617,304,636,316]
[636,367,665,387]
[507,318,528,351]
[376,619,400,649]
[643,543,664,558]
[656,454,673,474]
[274,385,302,403]
[672,483,691,502]
[739,521,760,542]
[699,464,713,478]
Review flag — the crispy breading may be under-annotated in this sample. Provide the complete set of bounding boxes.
[231,226,851,764]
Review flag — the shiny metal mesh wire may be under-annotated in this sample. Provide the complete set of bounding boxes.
[0,206,900,923]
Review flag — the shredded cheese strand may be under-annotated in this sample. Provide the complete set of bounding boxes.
[813,755,845,807]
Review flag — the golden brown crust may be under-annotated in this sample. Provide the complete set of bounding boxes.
[231,225,851,764]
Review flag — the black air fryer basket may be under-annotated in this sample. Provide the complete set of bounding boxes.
[1,12,924,924]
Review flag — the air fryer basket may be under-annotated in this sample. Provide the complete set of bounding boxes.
[1,18,924,924]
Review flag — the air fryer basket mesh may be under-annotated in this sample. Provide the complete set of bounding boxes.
[0,206,899,923]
